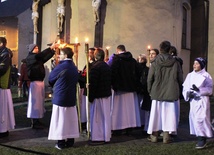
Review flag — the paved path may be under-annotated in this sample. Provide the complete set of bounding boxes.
[0,99,213,150]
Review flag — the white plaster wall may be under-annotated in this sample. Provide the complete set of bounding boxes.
[69,0,189,71]
[41,0,190,83]
[42,1,58,85]
[17,8,33,69]
[208,0,214,79]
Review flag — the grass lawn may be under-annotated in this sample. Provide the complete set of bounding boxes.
[0,86,214,155]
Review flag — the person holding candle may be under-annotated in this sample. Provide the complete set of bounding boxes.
[48,47,79,150]
[137,54,151,133]
[88,48,112,145]
[78,47,96,131]
[26,42,59,129]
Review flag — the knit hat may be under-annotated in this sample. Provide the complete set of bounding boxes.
[195,57,206,69]
[27,44,37,52]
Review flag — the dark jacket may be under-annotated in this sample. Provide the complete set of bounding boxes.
[19,62,30,81]
[89,60,111,102]
[0,47,12,89]
[147,53,183,101]
[26,48,55,81]
[111,52,140,92]
[138,62,151,111]
[49,59,78,107]
[78,61,95,95]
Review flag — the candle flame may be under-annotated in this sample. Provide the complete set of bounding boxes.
[106,46,110,50]
[85,38,89,43]
[147,45,151,50]
[57,39,67,49]
[75,37,78,43]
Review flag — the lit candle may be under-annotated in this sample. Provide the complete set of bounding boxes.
[147,45,151,51]
[75,37,78,44]
[85,38,89,53]
[105,46,110,62]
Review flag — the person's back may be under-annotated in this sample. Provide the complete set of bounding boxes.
[147,40,183,144]
[111,51,139,92]
[148,53,183,101]
[89,60,111,102]
[110,44,141,134]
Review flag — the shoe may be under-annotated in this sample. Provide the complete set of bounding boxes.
[66,138,74,147]
[148,134,158,143]
[31,123,44,129]
[163,132,173,144]
[55,144,66,150]
[112,130,122,136]
[195,141,207,149]
[148,132,158,143]
[31,119,45,129]
[89,141,105,146]
[125,128,132,136]
[55,140,66,150]
[0,131,9,138]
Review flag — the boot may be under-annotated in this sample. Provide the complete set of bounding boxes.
[148,131,158,143]
[31,119,44,129]
[163,131,172,144]
[195,136,207,149]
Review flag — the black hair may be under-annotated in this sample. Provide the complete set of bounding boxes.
[117,45,126,51]
[159,41,171,53]
[150,49,159,55]
[94,48,105,61]
[0,37,7,47]
[61,47,74,58]
[169,46,177,56]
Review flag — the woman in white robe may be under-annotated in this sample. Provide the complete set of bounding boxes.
[183,57,213,149]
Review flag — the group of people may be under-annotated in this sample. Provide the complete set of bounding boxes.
[0,36,213,151]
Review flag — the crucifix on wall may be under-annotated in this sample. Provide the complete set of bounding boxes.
[57,0,65,35]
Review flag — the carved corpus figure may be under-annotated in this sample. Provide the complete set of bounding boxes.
[92,0,101,23]
[32,0,40,33]
[57,0,65,33]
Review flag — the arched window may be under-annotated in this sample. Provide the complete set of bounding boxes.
[182,3,191,49]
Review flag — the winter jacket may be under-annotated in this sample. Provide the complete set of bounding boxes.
[26,48,55,81]
[89,60,111,102]
[138,62,151,111]
[49,59,78,107]
[111,52,140,92]
[0,47,12,89]
[147,53,183,101]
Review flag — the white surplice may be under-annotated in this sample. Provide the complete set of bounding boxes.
[183,69,213,137]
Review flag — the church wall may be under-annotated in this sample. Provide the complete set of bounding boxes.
[208,1,214,79]
[41,0,190,84]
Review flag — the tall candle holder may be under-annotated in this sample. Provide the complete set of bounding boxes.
[147,45,151,66]
[105,46,110,62]
[85,38,90,139]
